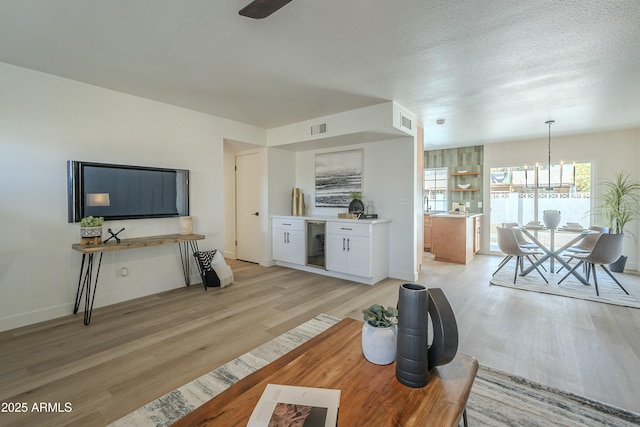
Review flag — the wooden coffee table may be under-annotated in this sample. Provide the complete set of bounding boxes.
[172,318,478,427]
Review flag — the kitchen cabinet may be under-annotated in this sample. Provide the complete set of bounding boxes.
[326,222,371,278]
[431,214,482,264]
[272,218,305,265]
[271,216,390,285]
[473,215,481,253]
[424,214,432,252]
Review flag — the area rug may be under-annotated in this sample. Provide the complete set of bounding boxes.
[110,314,640,427]
[490,265,640,309]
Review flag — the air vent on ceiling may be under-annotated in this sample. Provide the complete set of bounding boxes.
[311,123,327,135]
[401,114,412,130]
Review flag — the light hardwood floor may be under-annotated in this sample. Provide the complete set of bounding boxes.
[1,255,639,426]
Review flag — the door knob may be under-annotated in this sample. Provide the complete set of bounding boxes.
[252,212,259,216]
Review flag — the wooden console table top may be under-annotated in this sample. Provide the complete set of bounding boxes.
[172,318,478,427]
[72,233,205,254]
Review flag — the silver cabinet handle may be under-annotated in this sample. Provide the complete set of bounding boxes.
[343,238,346,251]
[347,237,350,251]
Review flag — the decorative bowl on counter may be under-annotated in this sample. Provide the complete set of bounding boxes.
[458,184,471,189]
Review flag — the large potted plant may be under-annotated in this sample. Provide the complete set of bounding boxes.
[361,304,398,365]
[599,172,640,271]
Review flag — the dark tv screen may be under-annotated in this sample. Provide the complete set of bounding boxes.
[67,161,189,222]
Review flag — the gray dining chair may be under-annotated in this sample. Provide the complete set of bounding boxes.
[557,226,609,274]
[557,233,628,296]
[502,222,547,272]
[493,227,548,284]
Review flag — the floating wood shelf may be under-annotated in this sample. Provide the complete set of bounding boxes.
[450,172,479,176]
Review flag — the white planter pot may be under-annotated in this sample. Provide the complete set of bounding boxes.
[80,226,102,238]
[361,322,397,365]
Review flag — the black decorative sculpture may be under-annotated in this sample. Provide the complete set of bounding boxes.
[103,227,125,244]
[395,284,458,388]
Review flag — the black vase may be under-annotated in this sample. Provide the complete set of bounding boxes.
[396,284,429,387]
[396,285,459,388]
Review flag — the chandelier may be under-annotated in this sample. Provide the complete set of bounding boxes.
[524,120,575,190]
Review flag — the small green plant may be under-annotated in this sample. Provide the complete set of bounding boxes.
[80,216,104,227]
[362,304,398,328]
[350,191,362,200]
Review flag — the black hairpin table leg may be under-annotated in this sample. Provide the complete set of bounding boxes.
[73,252,103,325]
[178,240,205,290]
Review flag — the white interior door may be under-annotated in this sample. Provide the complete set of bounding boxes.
[236,152,262,263]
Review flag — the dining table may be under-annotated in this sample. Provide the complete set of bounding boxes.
[518,226,598,284]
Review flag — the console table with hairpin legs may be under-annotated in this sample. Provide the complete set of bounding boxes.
[71,233,205,325]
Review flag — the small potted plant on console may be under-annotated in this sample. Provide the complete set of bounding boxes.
[79,216,104,245]
[361,304,398,365]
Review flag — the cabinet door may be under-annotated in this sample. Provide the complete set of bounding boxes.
[345,235,371,277]
[326,234,348,273]
[286,229,306,265]
[272,229,289,261]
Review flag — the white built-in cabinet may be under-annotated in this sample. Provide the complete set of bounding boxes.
[325,222,371,278]
[272,218,305,265]
[271,216,390,285]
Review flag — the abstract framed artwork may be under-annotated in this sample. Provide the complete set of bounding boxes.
[315,149,363,208]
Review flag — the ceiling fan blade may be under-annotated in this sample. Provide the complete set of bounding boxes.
[239,0,293,19]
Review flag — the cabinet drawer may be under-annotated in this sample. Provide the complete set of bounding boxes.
[272,218,305,231]
[327,222,370,237]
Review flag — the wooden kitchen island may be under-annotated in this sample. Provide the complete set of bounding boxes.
[431,213,482,264]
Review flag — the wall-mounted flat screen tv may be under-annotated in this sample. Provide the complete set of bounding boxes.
[67,160,189,223]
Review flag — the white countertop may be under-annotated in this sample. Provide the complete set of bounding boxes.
[271,214,391,224]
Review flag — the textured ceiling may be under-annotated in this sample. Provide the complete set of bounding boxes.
[1,0,639,148]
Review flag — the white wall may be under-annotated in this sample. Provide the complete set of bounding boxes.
[484,128,640,269]
[293,138,418,281]
[0,62,265,331]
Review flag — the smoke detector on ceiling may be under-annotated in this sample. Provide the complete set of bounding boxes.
[436,118,445,125]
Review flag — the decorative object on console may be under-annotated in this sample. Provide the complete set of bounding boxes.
[179,216,193,235]
[361,304,398,365]
[542,210,561,230]
[396,284,459,388]
[348,191,365,215]
[104,227,125,244]
[79,216,104,245]
[291,188,305,216]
